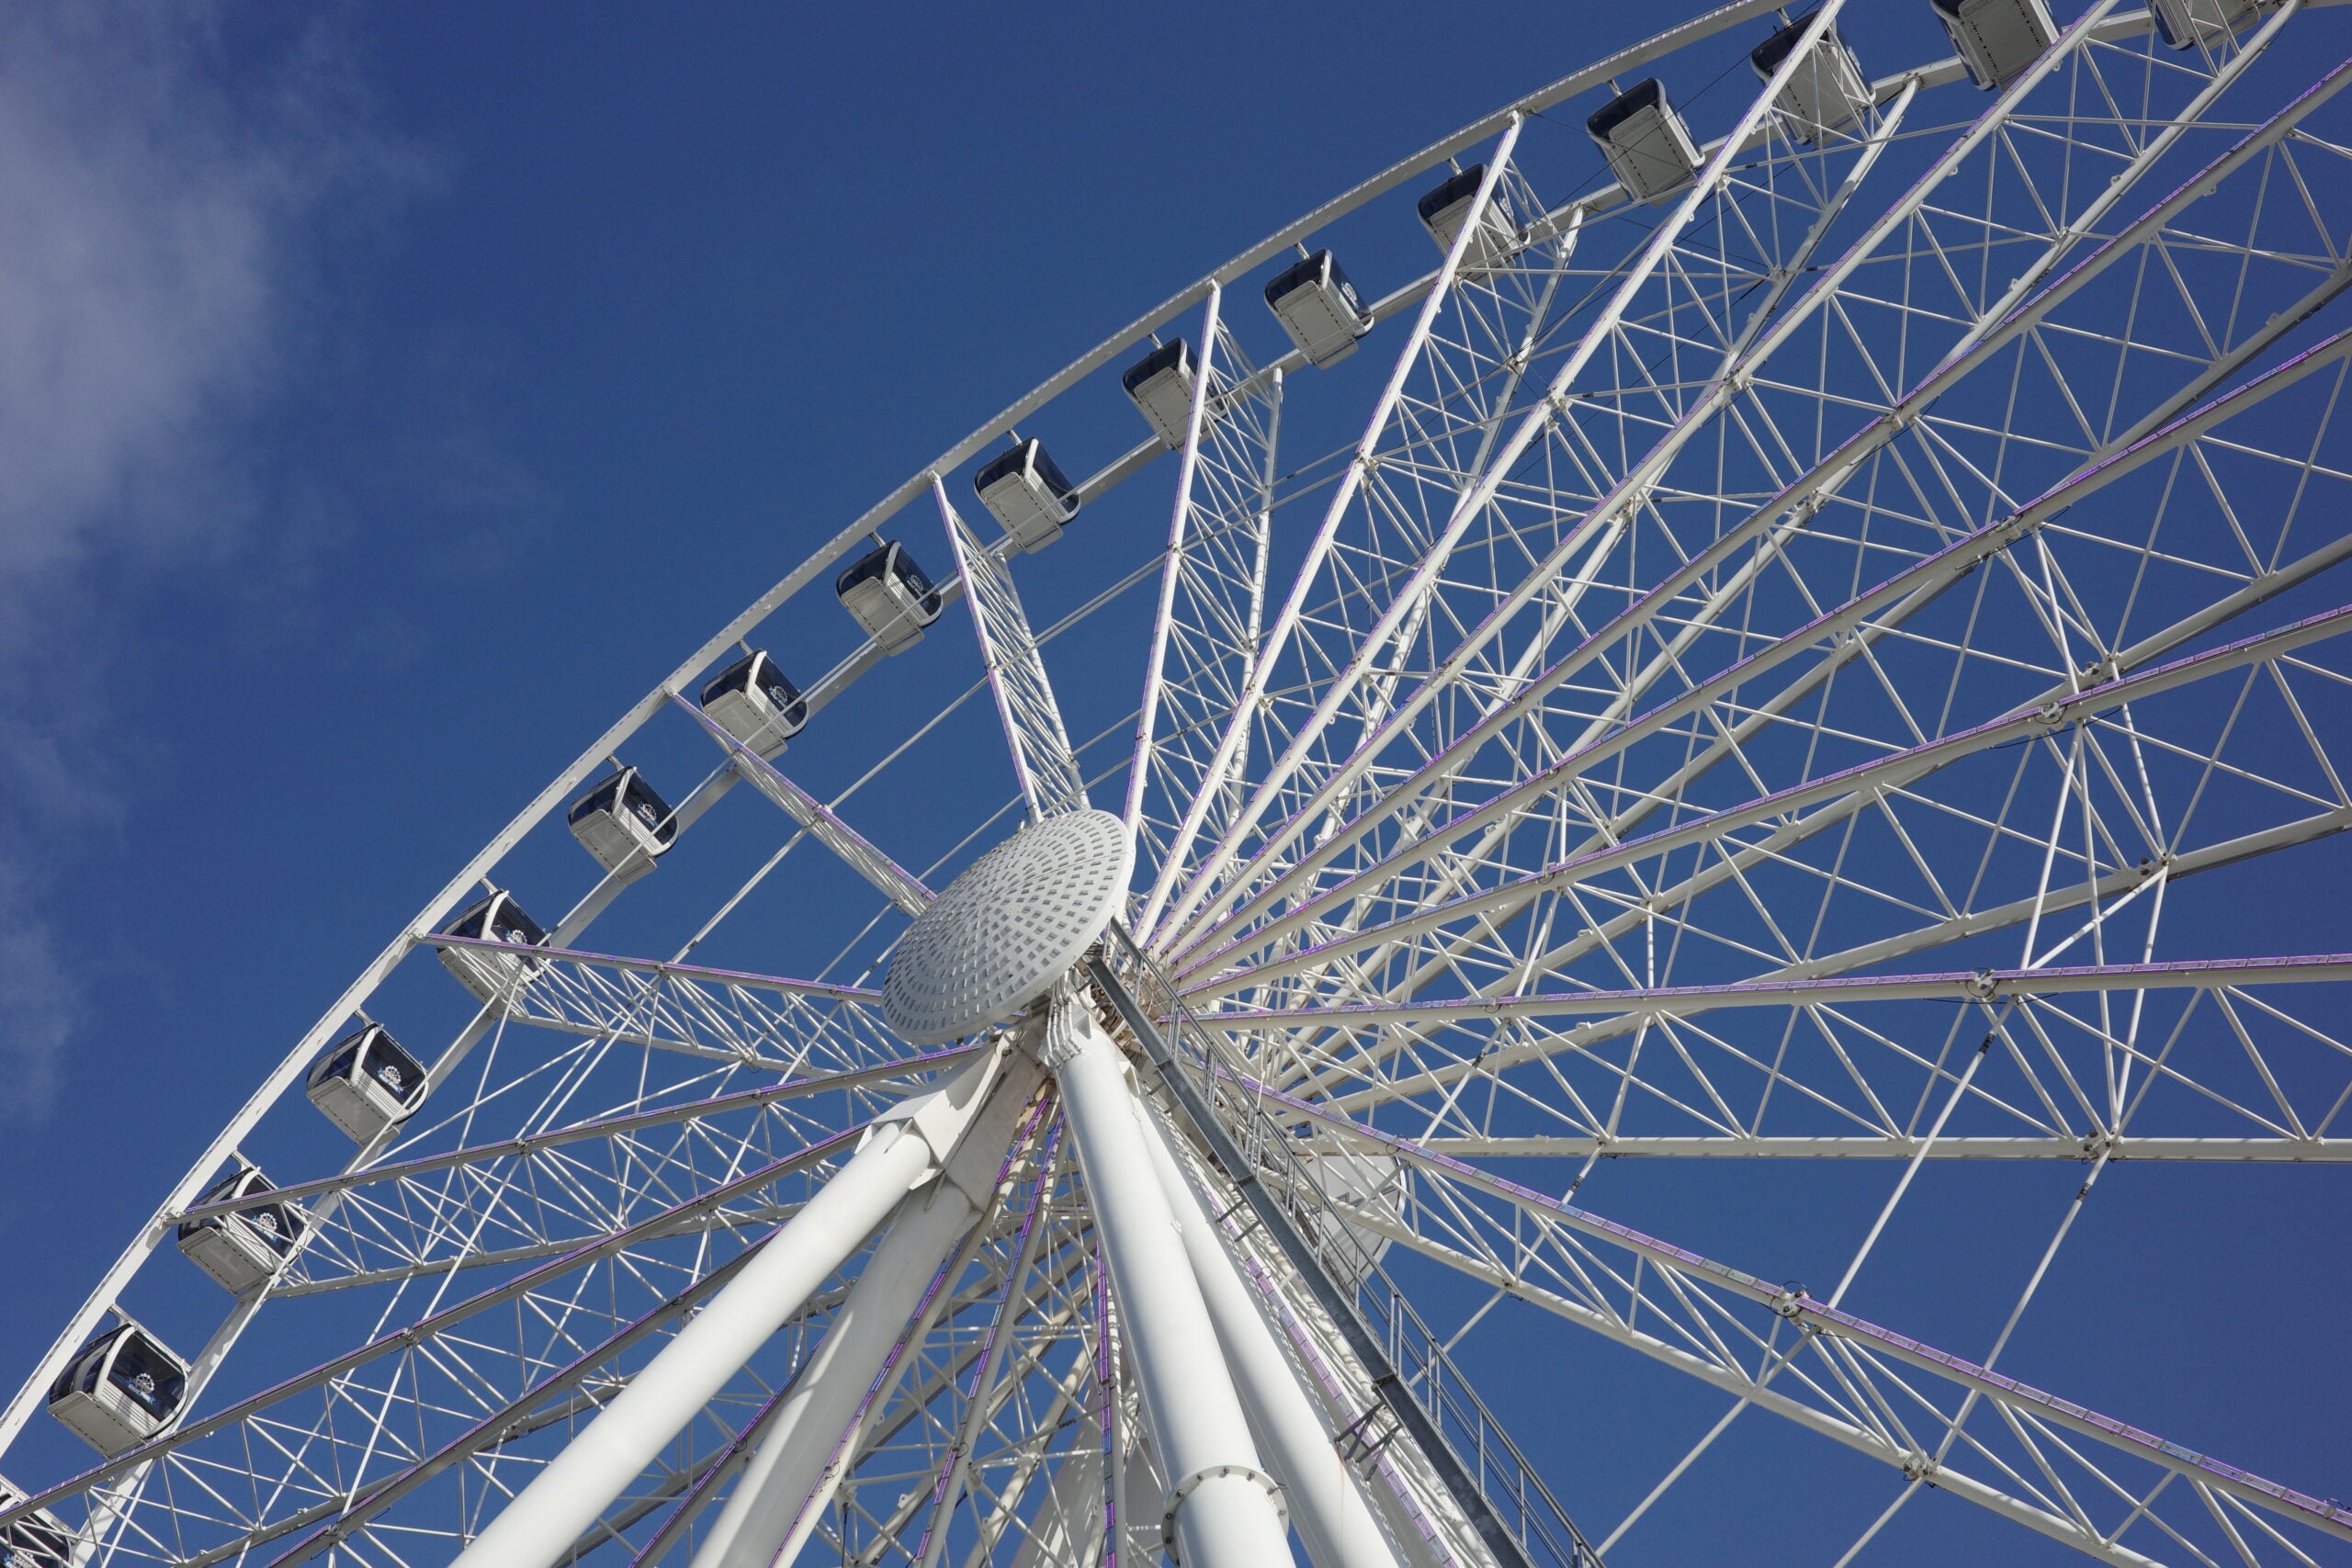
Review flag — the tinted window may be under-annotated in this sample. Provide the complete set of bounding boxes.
[1751,10,1827,74]
[1033,446,1076,501]
[1263,250,1332,308]
[1120,338,1190,395]
[620,772,677,842]
[1587,77,1667,140]
[699,648,762,705]
[361,1028,428,1105]
[487,894,546,947]
[835,543,895,597]
[974,441,1034,494]
[443,895,498,942]
[110,1337,183,1417]
[53,1328,125,1402]
[567,773,627,826]
[1417,164,1486,224]
[309,1025,375,1089]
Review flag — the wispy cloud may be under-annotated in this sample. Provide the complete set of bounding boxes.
[0,3,413,1116]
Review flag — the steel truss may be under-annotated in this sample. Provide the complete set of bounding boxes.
[7,6,2352,1568]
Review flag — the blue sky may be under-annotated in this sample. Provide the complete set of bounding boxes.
[2,3,2349,1564]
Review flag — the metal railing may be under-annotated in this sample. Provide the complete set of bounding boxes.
[1094,923,1600,1568]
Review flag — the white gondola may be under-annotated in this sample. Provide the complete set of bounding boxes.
[436,889,547,1003]
[2151,0,2253,46]
[699,647,808,759]
[835,538,942,655]
[566,765,676,882]
[1751,11,1871,141]
[48,1325,187,1455]
[973,438,1080,554]
[305,1021,428,1142]
[0,1479,73,1568]
[1263,249,1373,368]
[1934,0,2057,89]
[1416,163,1518,271]
[1587,78,1703,206]
[1121,338,1197,448]
[175,1166,305,1294]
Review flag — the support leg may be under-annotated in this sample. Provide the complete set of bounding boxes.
[1045,995,1296,1568]
[450,1045,1026,1568]
[1138,1105,1402,1568]
[691,1062,1045,1568]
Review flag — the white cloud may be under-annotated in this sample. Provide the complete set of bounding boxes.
[0,3,407,1117]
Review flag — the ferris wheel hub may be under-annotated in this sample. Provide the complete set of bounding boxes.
[880,808,1134,1044]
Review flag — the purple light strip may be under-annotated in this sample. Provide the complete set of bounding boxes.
[1172,318,2352,978]
[762,1088,1058,1559]
[173,1042,978,1224]
[907,1119,1065,1563]
[1201,953,2352,1026]
[424,932,880,1002]
[1094,1231,1120,1568]
[1236,1072,2349,1535]
[1185,599,2352,993]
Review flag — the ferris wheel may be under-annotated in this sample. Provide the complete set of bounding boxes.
[7,0,2352,1563]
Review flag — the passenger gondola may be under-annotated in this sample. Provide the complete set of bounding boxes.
[835,538,943,655]
[1264,249,1373,368]
[0,1479,73,1568]
[2151,0,2251,46]
[974,438,1081,554]
[1751,12,1871,141]
[1121,338,1197,448]
[1587,79,1702,206]
[1416,164,1518,271]
[1933,0,2056,88]
[567,765,676,882]
[436,888,548,1003]
[48,1325,187,1455]
[700,647,808,759]
[306,1021,428,1141]
[176,1165,305,1294]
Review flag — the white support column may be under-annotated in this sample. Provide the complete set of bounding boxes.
[448,1045,1023,1568]
[1138,1104,1401,1568]
[1045,997,1297,1567]
[690,1059,1045,1568]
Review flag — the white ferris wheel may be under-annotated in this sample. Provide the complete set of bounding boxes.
[6,2,2352,1565]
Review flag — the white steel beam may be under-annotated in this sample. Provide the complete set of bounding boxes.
[1149,3,1855,946]
[1043,996,1295,1567]
[447,1044,1027,1568]
[1170,7,2320,964]
[1132,116,1528,940]
[937,478,1089,821]
[1264,1085,2352,1557]
[1125,285,1229,839]
[1206,953,2352,1030]
[675,694,934,913]
[1138,1104,1401,1568]
[691,1068,1047,1568]
[1193,604,2352,998]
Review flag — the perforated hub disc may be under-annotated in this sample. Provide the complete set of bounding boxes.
[882,809,1135,1044]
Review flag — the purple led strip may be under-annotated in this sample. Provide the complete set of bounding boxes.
[907,1118,1067,1563]
[1185,596,2352,989]
[1093,1231,1120,1568]
[1172,319,2352,980]
[1204,953,2352,1026]
[1232,1070,2348,1533]
[426,932,881,1002]
[752,1087,1061,1559]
